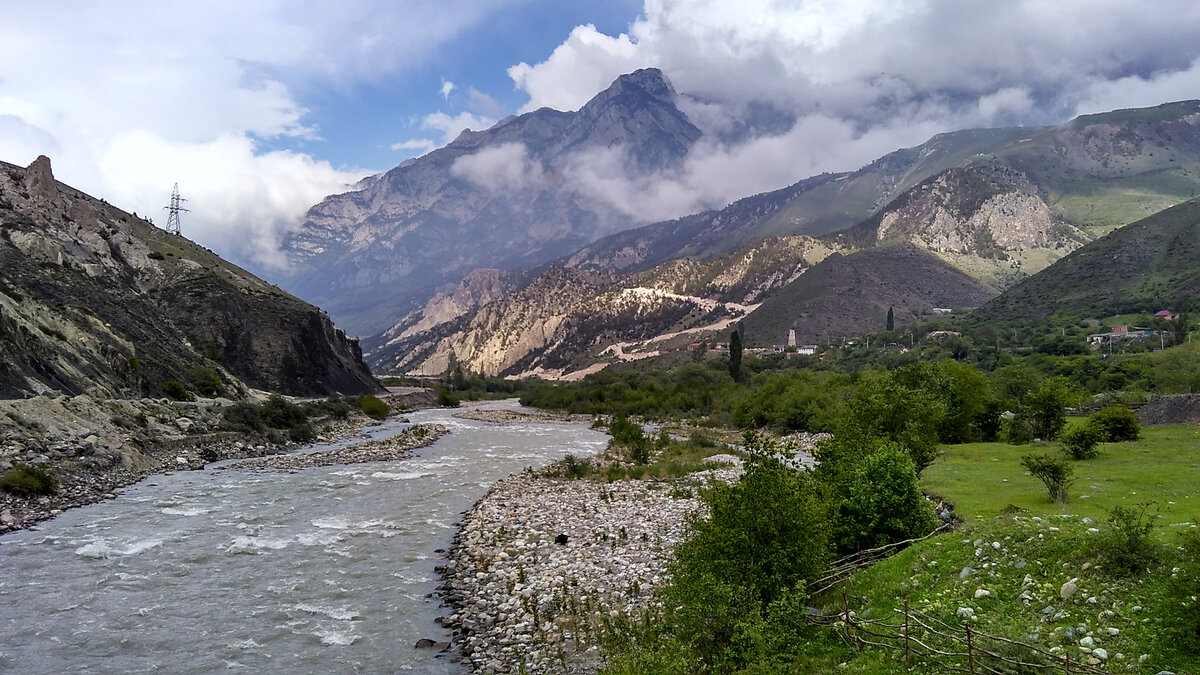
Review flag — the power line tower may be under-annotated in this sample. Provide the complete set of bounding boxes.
[163,183,189,236]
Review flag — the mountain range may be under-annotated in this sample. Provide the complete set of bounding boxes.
[340,90,1199,378]
[0,156,380,398]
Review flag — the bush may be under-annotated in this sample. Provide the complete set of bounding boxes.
[186,366,222,397]
[1002,415,1034,445]
[1059,423,1101,460]
[436,388,460,407]
[259,395,308,429]
[1021,453,1074,503]
[0,464,58,496]
[1090,404,1141,442]
[831,444,938,554]
[1017,377,1076,441]
[1096,503,1160,576]
[561,453,592,479]
[663,434,830,666]
[359,394,389,420]
[288,423,316,444]
[160,380,190,401]
[609,414,651,464]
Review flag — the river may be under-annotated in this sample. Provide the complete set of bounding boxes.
[0,401,607,673]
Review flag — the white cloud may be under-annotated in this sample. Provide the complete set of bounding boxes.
[506,0,1200,224]
[508,24,648,113]
[450,142,544,192]
[422,112,499,145]
[0,0,511,269]
[441,79,456,100]
[391,139,438,155]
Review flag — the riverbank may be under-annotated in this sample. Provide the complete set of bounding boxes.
[439,455,742,674]
[0,392,429,533]
[223,424,449,472]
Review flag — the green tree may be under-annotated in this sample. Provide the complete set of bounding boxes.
[886,306,895,332]
[664,432,830,666]
[729,330,743,382]
[1017,376,1076,441]
[830,443,937,553]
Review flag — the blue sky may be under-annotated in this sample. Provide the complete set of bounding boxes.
[2,1,1200,269]
[266,1,643,169]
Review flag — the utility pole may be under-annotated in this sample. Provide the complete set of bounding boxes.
[163,183,189,236]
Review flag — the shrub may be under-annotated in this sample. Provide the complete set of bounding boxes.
[360,394,389,420]
[1002,415,1034,445]
[288,423,315,444]
[218,401,265,433]
[831,444,937,554]
[160,380,190,401]
[1017,377,1076,441]
[1059,423,1101,460]
[259,395,308,429]
[436,388,460,407]
[186,366,222,397]
[561,453,592,480]
[1021,453,1074,503]
[1090,404,1141,442]
[609,414,651,464]
[663,435,830,665]
[1096,503,1160,576]
[0,464,58,496]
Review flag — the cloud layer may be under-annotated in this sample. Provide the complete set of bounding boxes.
[0,0,511,268]
[510,0,1200,220]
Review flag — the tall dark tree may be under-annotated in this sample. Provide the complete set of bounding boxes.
[886,306,895,332]
[729,330,743,381]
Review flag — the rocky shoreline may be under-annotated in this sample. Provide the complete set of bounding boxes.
[437,455,743,674]
[0,393,427,533]
[452,407,591,426]
[223,424,449,472]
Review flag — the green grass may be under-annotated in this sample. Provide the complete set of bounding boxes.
[922,424,1200,533]
[829,515,1199,674]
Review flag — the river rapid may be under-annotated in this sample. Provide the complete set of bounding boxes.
[0,401,607,673]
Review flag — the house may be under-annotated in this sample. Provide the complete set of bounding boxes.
[796,344,818,356]
[927,330,961,339]
[1155,310,1177,320]
[931,307,953,315]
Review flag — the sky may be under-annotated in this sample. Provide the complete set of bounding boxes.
[3,0,1200,271]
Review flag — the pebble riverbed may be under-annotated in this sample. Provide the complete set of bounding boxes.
[438,456,744,674]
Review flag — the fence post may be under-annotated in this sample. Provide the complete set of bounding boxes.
[842,589,850,642]
[1063,652,1071,673]
[966,623,975,674]
[904,598,910,671]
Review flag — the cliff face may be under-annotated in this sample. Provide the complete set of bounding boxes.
[0,156,381,398]
[280,68,702,335]
[865,168,1088,290]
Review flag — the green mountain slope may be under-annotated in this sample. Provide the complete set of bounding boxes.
[974,198,1200,321]
[742,244,994,345]
[568,101,1200,275]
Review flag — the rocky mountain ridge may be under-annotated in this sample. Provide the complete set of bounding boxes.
[279,68,702,335]
[0,156,380,398]
[366,235,838,377]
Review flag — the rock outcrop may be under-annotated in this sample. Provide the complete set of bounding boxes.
[0,156,381,398]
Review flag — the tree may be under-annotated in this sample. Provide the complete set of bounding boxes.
[729,330,743,381]
[886,306,895,332]
[1018,376,1076,441]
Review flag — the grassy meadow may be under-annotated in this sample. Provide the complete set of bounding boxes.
[922,423,1200,533]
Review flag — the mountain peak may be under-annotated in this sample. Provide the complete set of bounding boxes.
[581,67,677,112]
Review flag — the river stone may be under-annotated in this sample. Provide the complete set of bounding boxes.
[1061,579,1078,599]
[1092,647,1108,660]
[956,607,975,619]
